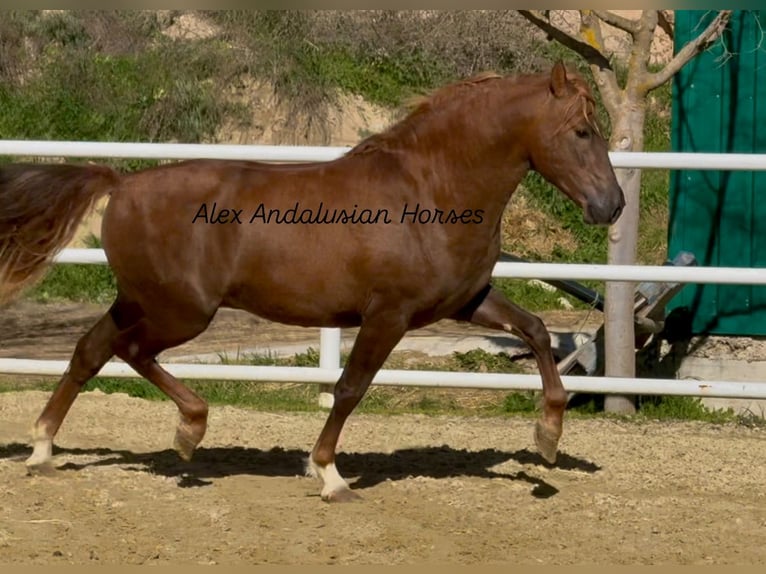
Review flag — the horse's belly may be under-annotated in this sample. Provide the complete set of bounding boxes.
[222,256,491,330]
[222,281,364,328]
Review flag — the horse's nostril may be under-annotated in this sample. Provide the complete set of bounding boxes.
[611,204,623,224]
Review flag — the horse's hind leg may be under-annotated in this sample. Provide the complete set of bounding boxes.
[26,311,119,470]
[112,318,211,461]
[27,300,212,469]
[453,286,567,464]
[308,313,408,502]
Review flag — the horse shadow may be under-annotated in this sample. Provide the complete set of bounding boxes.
[0,441,600,499]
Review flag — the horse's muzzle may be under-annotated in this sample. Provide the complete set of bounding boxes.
[585,193,625,226]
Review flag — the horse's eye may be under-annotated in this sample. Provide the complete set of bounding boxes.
[575,128,590,139]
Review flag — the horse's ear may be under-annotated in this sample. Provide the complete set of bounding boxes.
[550,61,569,98]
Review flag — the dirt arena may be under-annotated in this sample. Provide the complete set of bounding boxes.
[1,302,765,565]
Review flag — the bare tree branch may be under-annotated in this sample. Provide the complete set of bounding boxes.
[518,10,611,70]
[644,10,732,92]
[623,10,657,98]
[593,10,638,37]
[579,11,623,117]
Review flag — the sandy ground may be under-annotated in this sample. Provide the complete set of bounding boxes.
[0,390,764,565]
[1,302,765,565]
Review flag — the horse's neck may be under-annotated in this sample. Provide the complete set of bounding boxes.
[398,99,532,208]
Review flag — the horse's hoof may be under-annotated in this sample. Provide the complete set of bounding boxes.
[173,429,198,462]
[26,438,54,474]
[534,420,561,465]
[25,460,57,476]
[321,488,362,503]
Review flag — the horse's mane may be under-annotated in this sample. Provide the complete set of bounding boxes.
[401,71,503,114]
[347,68,598,156]
[347,72,505,156]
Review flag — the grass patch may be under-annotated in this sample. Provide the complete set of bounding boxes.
[1,11,246,174]
[82,377,166,400]
[502,391,538,413]
[219,347,325,368]
[450,348,526,374]
[305,45,448,108]
[208,11,542,109]
[492,277,593,312]
[28,264,116,304]
[0,38,238,148]
[635,395,739,424]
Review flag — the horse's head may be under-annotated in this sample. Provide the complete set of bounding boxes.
[526,62,625,226]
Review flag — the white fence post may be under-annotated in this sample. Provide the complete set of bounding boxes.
[318,328,342,408]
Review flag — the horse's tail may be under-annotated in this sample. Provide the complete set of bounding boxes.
[0,162,120,305]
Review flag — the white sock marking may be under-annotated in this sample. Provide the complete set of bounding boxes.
[26,425,53,468]
[306,458,350,499]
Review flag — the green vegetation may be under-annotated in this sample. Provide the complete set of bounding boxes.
[635,395,737,424]
[492,277,594,313]
[206,10,540,109]
[0,12,244,158]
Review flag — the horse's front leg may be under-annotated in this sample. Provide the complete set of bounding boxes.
[308,312,408,502]
[454,286,567,463]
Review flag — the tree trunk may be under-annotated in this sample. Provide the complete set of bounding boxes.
[604,104,645,414]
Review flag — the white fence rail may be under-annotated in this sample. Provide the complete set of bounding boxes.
[53,247,766,285]
[4,139,766,170]
[3,140,766,400]
[0,358,763,399]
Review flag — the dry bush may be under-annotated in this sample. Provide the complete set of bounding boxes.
[203,10,548,144]
[309,10,548,78]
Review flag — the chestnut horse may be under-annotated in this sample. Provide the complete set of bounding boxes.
[0,62,623,502]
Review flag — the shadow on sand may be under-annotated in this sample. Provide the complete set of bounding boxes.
[0,441,600,499]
